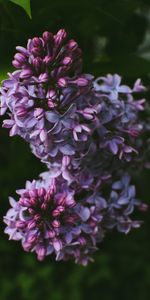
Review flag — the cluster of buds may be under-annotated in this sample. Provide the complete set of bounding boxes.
[1,29,149,265]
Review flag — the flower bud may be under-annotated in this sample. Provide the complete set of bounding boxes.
[32,37,43,48]
[54,29,67,46]
[19,197,30,207]
[47,230,55,238]
[30,197,37,207]
[62,156,70,167]
[47,89,57,100]
[34,214,41,221]
[39,73,49,82]
[28,220,36,230]
[20,69,33,79]
[16,220,26,229]
[42,31,53,43]
[37,246,46,261]
[43,55,52,65]
[16,46,29,56]
[29,189,37,198]
[41,202,48,211]
[67,40,78,51]
[37,188,46,197]
[12,60,22,68]
[14,53,26,64]
[32,57,43,70]
[27,234,37,244]
[16,108,27,117]
[65,196,76,207]
[78,237,86,246]
[62,56,72,66]
[31,47,42,56]
[76,77,89,87]
[57,77,67,88]
[52,209,60,217]
[52,220,60,228]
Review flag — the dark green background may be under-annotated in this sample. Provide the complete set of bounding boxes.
[0,1,150,299]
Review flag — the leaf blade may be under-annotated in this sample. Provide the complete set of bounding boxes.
[10,0,31,18]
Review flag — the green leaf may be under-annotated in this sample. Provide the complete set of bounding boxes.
[9,0,31,18]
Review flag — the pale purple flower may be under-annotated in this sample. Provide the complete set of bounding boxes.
[94,74,132,101]
[93,74,148,162]
[133,78,146,93]
[103,174,145,234]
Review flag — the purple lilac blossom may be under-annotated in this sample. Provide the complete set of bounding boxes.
[0,29,148,176]
[3,172,106,265]
[1,30,149,265]
[0,29,95,162]
[42,72,149,186]
[30,73,149,185]
[0,67,148,175]
[102,174,146,234]
[4,172,146,264]
[1,70,149,189]
[94,74,132,101]
[0,50,97,172]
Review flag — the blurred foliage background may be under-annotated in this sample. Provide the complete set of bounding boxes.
[0,0,150,299]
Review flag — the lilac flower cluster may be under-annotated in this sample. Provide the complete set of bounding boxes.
[1,29,149,265]
[4,173,105,265]
[3,172,146,265]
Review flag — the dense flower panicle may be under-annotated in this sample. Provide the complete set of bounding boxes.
[0,32,148,176]
[0,31,96,167]
[37,73,149,186]
[0,63,148,177]
[4,173,107,265]
[4,172,146,264]
[0,70,93,150]
[0,29,93,146]
[1,29,149,265]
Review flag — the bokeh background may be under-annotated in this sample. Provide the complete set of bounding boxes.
[0,0,150,299]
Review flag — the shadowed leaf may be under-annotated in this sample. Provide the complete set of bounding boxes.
[10,0,31,18]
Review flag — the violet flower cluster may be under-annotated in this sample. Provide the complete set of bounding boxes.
[1,29,149,265]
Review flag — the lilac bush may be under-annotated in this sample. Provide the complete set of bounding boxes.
[0,29,149,265]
